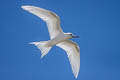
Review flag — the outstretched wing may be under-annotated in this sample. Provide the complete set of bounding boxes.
[57,40,80,78]
[22,5,63,39]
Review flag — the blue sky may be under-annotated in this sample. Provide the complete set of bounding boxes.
[0,0,120,80]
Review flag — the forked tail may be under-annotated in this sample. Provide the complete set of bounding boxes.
[29,41,52,58]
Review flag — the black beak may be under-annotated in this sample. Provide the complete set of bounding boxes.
[72,35,80,38]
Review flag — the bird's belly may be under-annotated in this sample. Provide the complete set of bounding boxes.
[47,34,69,46]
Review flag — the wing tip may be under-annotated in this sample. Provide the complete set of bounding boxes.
[21,5,26,9]
[73,64,80,79]
[74,71,79,79]
[21,5,33,10]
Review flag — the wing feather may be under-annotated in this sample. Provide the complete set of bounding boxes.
[57,40,80,78]
[21,5,63,39]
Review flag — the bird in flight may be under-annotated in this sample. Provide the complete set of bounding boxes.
[21,5,80,78]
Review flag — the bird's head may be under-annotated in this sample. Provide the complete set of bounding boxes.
[65,32,79,38]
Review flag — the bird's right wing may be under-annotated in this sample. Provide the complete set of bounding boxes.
[21,5,63,39]
[57,40,80,78]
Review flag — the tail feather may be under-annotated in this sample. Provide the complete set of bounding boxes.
[29,41,52,58]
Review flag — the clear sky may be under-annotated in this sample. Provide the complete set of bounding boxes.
[0,0,120,80]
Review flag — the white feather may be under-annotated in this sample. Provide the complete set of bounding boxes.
[21,5,63,39]
[57,40,80,78]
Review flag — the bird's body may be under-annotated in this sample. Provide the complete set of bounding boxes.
[47,33,72,46]
[22,5,80,78]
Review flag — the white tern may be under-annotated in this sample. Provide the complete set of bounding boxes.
[22,5,80,78]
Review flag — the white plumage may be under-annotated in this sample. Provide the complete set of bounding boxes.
[22,5,80,78]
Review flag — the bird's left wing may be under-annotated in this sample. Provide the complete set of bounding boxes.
[57,40,80,78]
[21,5,63,39]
